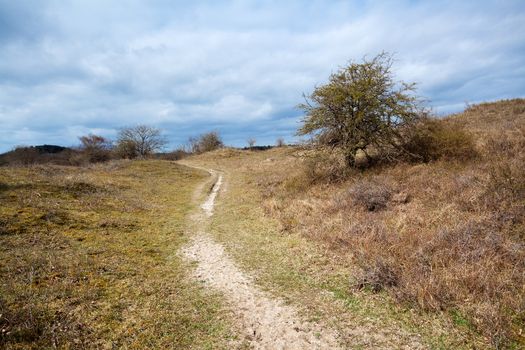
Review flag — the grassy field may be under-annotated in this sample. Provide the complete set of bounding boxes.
[0,160,234,349]
[183,99,525,349]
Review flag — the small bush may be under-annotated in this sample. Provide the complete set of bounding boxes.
[114,139,139,159]
[161,148,189,161]
[486,161,525,203]
[355,257,399,292]
[403,118,477,162]
[483,160,525,233]
[301,149,353,185]
[347,179,393,211]
[188,132,224,154]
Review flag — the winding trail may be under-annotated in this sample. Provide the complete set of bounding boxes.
[182,170,341,349]
[200,171,223,217]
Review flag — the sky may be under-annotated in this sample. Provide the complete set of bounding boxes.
[0,0,524,152]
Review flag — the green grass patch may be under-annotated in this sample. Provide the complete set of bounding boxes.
[0,160,234,349]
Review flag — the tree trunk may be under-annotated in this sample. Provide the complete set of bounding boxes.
[345,151,356,168]
[362,148,371,164]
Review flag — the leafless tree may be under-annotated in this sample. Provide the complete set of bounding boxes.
[247,137,256,148]
[116,125,166,158]
[188,136,200,153]
[276,137,286,147]
[78,134,112,162]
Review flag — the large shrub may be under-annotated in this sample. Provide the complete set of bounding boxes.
[297,52,425,167]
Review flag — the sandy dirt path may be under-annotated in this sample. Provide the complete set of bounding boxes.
[182,170,341,349]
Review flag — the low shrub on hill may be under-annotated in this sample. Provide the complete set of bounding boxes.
[403,117,477,162]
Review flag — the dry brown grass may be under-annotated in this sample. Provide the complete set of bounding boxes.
[0,160,233,349]
[256,99,525,348]
[402,117,478,162]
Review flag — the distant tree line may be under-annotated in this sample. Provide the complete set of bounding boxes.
[0,126,230,166]
[76,125,169,163]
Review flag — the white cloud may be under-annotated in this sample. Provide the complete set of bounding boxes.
[0,0,524,151]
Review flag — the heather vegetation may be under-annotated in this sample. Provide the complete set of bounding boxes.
[263,99,524,347]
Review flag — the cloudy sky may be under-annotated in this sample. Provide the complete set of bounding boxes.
[0,0,524,152]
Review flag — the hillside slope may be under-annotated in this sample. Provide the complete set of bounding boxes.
[185,99,524,348]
